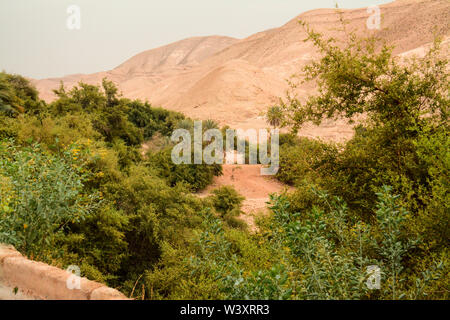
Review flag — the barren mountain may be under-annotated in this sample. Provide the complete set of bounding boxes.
[34,0,450,141]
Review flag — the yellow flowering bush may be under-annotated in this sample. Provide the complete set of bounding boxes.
[0,139,99,258]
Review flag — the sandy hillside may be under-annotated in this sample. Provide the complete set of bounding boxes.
[34,0,450,142]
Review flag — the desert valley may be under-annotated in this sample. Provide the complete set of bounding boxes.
[1,0,449,302]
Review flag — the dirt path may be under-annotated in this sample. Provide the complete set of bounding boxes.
[198,164,290,231]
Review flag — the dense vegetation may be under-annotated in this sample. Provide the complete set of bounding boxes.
[0,20,448,299]
[0,75,229,296]
[266,23,449,298]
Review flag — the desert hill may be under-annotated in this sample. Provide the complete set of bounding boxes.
[34,0,450,141]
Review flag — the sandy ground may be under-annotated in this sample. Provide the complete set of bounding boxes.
[198,164,290,231]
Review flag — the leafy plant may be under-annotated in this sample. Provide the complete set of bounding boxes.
[0,140,99,258]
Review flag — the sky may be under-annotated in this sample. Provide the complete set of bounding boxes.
[0,0,392,79]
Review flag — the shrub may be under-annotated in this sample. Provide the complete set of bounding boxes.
[0,140,99,258]
[276,137,337,186]
[146,147,222,192]
[211,186,245,216]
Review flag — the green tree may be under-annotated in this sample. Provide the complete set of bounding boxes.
[266,105,283,129]
[203,119,220,130]
[278,22,448,134]
[0,73,22,116]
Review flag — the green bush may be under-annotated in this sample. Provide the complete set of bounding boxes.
[146,147,222,192]
[211,186,245,216]
[277,137,337,186]
[0,140,98,258]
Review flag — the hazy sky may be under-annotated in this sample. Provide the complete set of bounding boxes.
[0,0,392,79]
